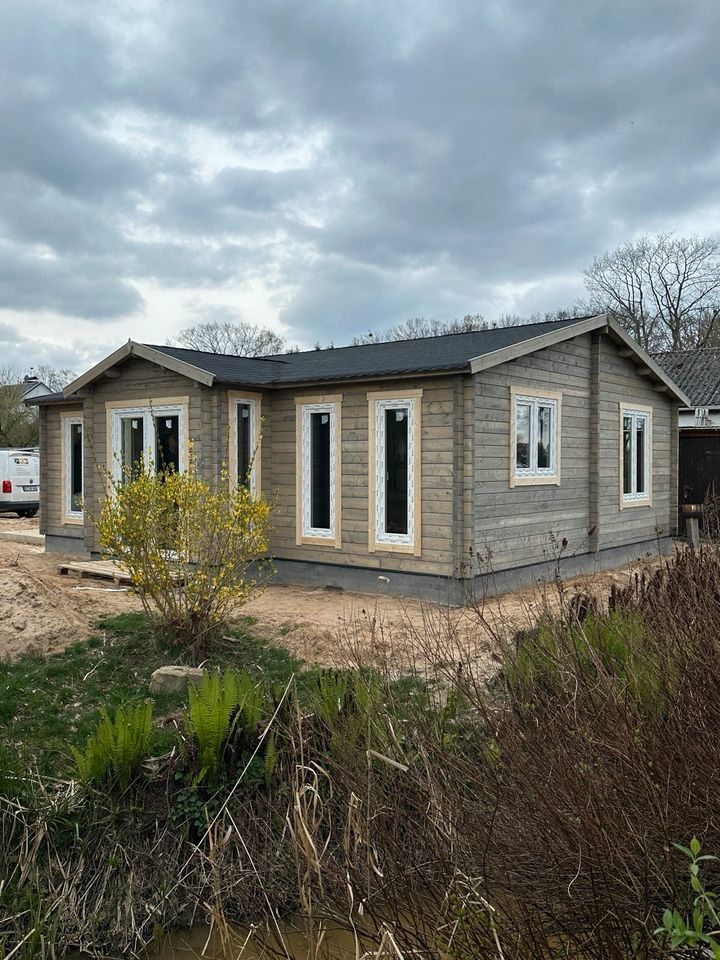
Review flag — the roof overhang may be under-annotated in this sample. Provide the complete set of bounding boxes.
[63,340,215,398]
[469,313,692,406]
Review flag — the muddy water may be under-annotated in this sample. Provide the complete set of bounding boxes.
[153,924,361,959]
[71,921,374,959]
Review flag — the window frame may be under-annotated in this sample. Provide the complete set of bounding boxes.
[295,395,342,548]
[228,391,262,495]
[60,411,84,524]
[368,389,422,556]
[105,398,188,485]
[509,386,562,487]
[619,403,652,508]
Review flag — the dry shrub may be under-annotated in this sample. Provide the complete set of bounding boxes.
[5,548,720,959]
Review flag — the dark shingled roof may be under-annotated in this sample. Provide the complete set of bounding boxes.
[653,350,720,407]
[147,316,587,386]
[25,390,72,407]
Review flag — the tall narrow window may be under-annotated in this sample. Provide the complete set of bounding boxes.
[155,415,179,473]
[296,397,341,546]
[109,401,187,484]
[621,406,651,505]
[120,416,145,479]
[62,415,84,521]
[228,393,261,493]
[510,389,561,485]
[369,392,422,554]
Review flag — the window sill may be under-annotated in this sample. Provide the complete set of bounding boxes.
[63,515,84,526]
[297,534,342,549]
[620,497,652,510]
[511,474,560,487]
[370,540,420,557]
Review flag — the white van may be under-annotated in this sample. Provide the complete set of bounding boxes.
[0,449,40,517]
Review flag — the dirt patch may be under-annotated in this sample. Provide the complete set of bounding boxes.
[0,515,41,533]
[0,534,665,668]
[0,541,141,660]
[241,554,664,673]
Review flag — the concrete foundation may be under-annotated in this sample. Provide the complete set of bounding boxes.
[271,536,675,605]
[44,533,89,557]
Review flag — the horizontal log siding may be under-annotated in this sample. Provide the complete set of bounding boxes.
[596,337,675,548]
[266,378,457,576]
[40,402,85,540]
[83,359,206,552]
[472,336,593,570]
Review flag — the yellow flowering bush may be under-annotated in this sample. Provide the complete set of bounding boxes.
[95,459,271,654]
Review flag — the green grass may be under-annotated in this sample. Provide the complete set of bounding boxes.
[0,613,309,776]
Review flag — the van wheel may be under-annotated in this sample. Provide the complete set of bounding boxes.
[17,508,38,518]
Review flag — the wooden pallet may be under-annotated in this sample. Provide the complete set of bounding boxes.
[57,560,133,585]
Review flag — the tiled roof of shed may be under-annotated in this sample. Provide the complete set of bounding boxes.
[653,349,720,407]
[147,316,586,386]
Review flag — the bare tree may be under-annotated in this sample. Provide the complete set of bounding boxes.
[0,367,39,447]
[34,365,77,392]
[351,314,488,345]
[169,320,285,356]
[583,233,720,351]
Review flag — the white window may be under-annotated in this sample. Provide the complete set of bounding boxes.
[62,414,84,522]
[228,392,261,494]
[510,388,561,485]
[621,406,651,505]
[108,401,187,483]
[369,391,422,554]
[296,396,341,546]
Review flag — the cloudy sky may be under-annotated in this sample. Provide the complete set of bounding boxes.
[1,0,719,373]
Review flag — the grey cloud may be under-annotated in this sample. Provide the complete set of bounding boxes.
[0,243,143,320]
[0,0,719,345]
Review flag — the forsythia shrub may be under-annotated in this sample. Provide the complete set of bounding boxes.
[95,457,271,653]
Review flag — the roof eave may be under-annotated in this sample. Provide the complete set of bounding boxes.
[603,319,692,406]
[469,313,692,406]
[469,315,610,373]
[63,341,215,398]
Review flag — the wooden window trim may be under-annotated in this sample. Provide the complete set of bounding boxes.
[295,395,342,549]
[227,390,262,495]
[619,402,653,509]
[60,411,84,526]
[509,386,562,487]
[368,390,423,557]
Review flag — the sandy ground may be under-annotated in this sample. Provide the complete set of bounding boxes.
[0,515,663,669]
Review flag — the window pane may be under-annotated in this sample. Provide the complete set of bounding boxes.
[70,422,83,511]
[516,403,531,469]
[310,411,331,530]
[385,408,408,535]
[635,418,646,495]
[236,403,251,485]
[537,405,552,469]
[622,415,632,495]
[155,415,179,473]
[121,417,145,479]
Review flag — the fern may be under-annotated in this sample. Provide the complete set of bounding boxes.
[183,669,265,782]
[263,730,277,787]
[72,702,153,790]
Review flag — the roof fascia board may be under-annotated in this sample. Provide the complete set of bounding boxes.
[256,366,469,390]
[63,342,134,397]
[468,313,691,407]
[469,315,609,374]
[603,318,692,406]
[63,341,215,398]
[132,343,215,387]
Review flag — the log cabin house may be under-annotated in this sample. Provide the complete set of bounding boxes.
[29,314,689,601]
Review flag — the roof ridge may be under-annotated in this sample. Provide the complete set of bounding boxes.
[148,343,290,364]
[262,315,587,359]
[654,347,720,355]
